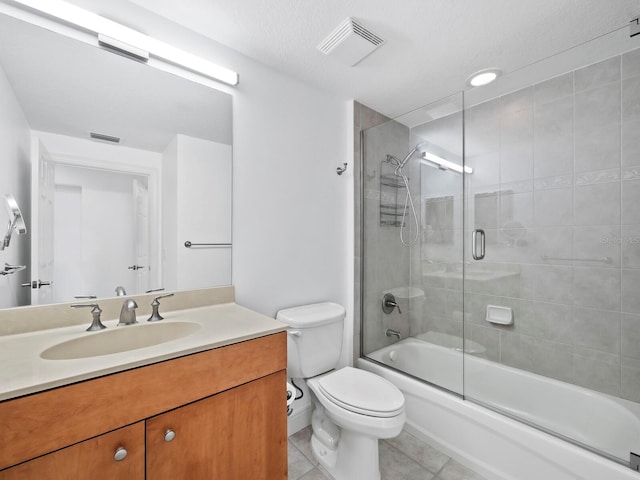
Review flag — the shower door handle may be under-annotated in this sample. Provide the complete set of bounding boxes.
[472,229,485,260]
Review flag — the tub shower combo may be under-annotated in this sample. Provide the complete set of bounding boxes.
[358,24,640,480]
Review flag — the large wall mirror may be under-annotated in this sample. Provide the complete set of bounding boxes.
[0,12,232,309]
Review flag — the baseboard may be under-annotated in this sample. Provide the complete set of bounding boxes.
[287,403,312,436]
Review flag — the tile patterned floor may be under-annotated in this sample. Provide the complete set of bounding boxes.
[288,427,488,480]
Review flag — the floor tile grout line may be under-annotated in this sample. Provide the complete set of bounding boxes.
[288,439,317,480]
[293,445,317,465]
[289,429,317,465]
[432,457,452,479]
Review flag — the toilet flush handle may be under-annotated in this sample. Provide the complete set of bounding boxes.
[288,330,302,337]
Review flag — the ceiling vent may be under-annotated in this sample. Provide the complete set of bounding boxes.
[89,132,121,144]
[317,18,385,66]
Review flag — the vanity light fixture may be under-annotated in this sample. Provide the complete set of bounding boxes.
[466,68,501,87]
[420,151,473,174]
[10,0,239,86]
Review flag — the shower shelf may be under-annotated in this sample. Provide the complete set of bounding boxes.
[380,175,405,188]
[379,164,406,227]
[380,203,402,212]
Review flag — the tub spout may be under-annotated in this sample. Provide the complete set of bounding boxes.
[386,328,401,340]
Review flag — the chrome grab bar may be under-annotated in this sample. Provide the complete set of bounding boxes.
[541,255,612,264]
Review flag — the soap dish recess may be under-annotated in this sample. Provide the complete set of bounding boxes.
[486,305,513,325]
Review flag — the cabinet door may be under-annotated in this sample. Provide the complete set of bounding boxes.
[0,422,144,480]
[146,370,287,479]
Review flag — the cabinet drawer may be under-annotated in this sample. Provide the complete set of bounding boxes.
[0,423,144,480]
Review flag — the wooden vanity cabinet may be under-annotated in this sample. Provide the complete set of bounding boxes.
[0,332,287,479]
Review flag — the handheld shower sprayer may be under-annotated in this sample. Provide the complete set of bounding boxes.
[394,141,428,175]
[386,140,469,247]
[385,142,428,247]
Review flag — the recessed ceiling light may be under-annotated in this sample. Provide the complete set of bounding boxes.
[467,68,502,87]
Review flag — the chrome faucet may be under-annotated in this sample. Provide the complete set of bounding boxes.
[115,286,127,296]
[118,298,138,326]
[386,328,402,340]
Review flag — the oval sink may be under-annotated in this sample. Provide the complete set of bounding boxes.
[41,322,201,360]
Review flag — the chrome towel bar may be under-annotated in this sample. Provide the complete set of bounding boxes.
[184,241,232,248]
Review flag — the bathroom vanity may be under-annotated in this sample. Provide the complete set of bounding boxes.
[0,289,288,479]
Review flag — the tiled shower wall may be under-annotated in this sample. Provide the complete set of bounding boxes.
[421,48,640,401]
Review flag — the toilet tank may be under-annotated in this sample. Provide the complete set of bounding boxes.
[276,302,345,378]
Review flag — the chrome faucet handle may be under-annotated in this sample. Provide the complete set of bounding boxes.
[148,293,175,322]
[71,303,106,332]
[118,299,138,326]
[382,293,402,314]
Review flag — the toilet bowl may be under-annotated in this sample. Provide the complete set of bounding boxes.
[276,303,406,480]
[307,367,405,480]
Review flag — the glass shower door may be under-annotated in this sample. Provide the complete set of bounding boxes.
[361,93,465,395]
[463,25,640,464]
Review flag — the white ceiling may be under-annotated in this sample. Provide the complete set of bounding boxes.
[122,0,640,118]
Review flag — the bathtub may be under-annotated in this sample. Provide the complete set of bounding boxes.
[360,337,640,480]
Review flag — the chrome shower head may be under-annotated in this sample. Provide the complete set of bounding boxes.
[394,141,429,174]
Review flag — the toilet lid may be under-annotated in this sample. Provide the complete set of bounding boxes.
[317,367,405,418]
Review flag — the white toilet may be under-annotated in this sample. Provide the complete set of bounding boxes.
[277,302,406,480]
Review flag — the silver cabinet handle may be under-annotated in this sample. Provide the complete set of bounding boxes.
[164,429,176,442]
[114,446,128,462]
[472,229,485,260]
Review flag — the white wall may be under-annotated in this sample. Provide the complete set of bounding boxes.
[162,134,232,290]
[162,136,178,290]
[0,62,30,308]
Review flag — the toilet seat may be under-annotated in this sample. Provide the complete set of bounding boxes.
[317,367,405,418]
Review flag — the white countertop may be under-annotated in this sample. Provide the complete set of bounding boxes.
[0,302,287,402]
